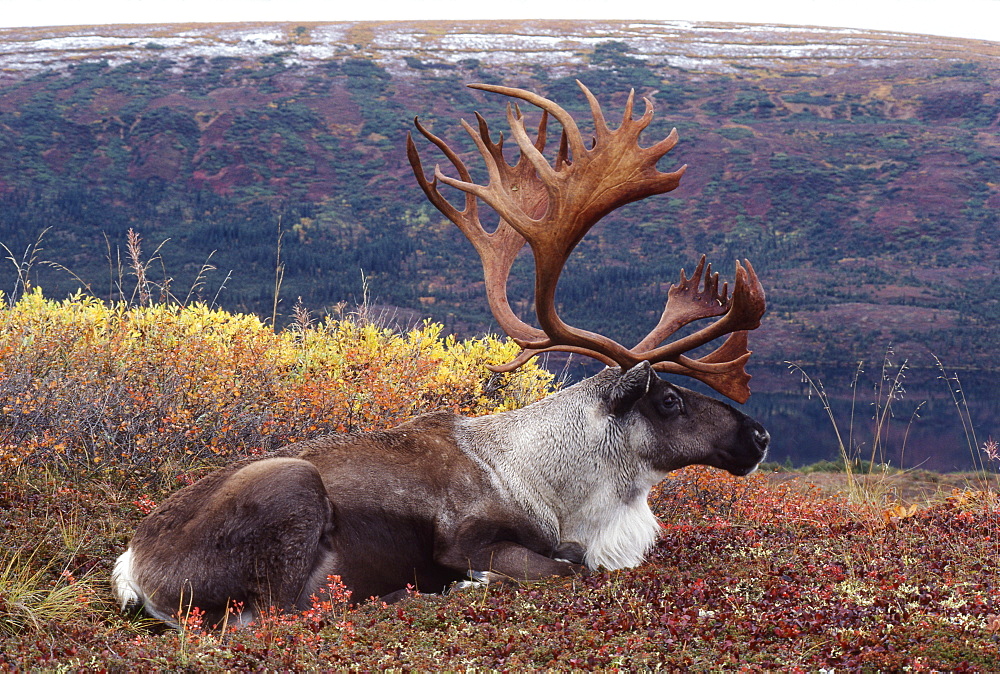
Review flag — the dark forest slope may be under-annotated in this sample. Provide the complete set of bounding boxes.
[0,21,997,368]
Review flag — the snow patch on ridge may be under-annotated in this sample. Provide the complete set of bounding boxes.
[0,20,949,76]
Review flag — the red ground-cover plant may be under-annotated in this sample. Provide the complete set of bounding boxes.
[1,467,998,669]
[0,294,997,670]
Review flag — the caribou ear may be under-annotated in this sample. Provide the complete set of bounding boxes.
[607,362,654,417]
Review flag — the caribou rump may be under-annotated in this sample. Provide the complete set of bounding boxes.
[113,82,769,627]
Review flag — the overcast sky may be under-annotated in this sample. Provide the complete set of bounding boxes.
[0,0,998,43]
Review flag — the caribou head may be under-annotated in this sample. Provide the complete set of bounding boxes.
[112,81,769,628]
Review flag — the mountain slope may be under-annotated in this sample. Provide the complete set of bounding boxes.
[0,20,997,368]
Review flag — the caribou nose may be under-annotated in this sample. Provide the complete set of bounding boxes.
[752,427,770,453]
[742,418,770,461]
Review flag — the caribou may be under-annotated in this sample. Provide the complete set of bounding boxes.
[112,82,769,627]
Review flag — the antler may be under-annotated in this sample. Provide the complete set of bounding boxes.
[408,81,766,403]
[406,101,615,362]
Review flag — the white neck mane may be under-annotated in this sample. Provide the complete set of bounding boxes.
[565,483,662,570]
[457,383,664,571]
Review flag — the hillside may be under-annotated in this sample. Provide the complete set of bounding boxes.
[0,20,997,369]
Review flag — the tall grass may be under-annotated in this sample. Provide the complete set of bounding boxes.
[0,545,99,636]
[1,227,50,307]
[933,355,994,478]
[788,350,996,520]
[789,352,931,514]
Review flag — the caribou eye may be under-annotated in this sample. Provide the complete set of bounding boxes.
[660,390,684,415]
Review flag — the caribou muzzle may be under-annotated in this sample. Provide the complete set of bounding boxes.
[727,416,770,476]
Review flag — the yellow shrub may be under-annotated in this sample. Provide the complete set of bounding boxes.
[0,290,555,471]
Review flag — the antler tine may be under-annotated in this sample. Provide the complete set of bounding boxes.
[632,255,727,353]
[473,112,505,166]
[638,259,766,402]
[534,108,548,152]
[470,82,588,161]
[621,89,635,127]
[640,259,765,363]
[407,118,542,343]
[407,120,473,215]
[556,130,570,170]
[578,83,610,142]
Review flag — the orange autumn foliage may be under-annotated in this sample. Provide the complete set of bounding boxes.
[0,289,555,471]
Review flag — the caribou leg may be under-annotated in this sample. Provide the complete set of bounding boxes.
[128,457,337,626]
